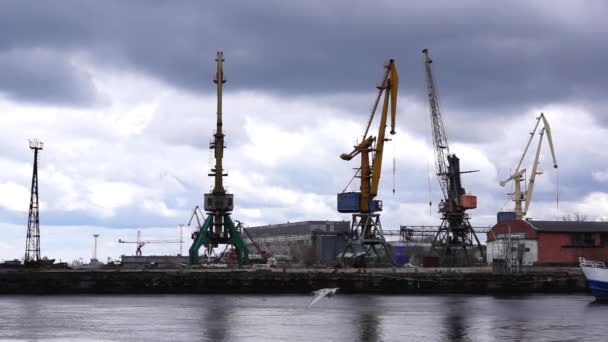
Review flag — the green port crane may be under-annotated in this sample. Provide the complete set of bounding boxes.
[188,52,249,265]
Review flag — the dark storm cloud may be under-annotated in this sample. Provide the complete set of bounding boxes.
[0,49,99,105]
[0,1,606,112]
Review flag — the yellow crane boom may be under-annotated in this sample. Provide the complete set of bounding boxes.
[338,59,398,213]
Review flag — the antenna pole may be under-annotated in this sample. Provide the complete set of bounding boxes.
[93,234,99,262]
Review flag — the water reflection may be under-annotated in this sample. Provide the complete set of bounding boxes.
[11,297,41,341]
[358,311,380,342]
[199,296,231,341]
[491,296,531,341]
[0,294,606,341]
[354,296,381,342]
[443,296,470,342]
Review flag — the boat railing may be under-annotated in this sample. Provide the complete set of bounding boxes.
[579,257,606,268]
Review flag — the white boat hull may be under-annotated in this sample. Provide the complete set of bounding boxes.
[579,258,608,300]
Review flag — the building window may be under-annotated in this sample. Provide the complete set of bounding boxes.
[571,232,595,247]
[601,233,608,247]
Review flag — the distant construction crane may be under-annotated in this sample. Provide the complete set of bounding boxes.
[337,58,398,267]
[24,139,43,266]
[236,220,268,261]
[422,49,484,266]
[118,230,182,256]
[500,113,558,220]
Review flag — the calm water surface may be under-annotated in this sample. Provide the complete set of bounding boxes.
[0,294,606,341]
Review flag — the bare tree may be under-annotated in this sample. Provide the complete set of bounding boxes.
[562,213,588,222]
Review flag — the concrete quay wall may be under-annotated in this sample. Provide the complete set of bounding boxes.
[0,269,587,295]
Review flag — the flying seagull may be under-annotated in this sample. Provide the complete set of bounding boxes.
[308,288,339,307]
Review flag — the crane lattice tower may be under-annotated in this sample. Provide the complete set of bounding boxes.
[423,49,485,266]
[25,139,43,265]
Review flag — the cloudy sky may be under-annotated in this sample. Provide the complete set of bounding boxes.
[0,1,606,262]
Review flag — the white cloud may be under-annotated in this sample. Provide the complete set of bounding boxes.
[112,102,157,136]
[88,182,135,215]
[0,181,30,212]
[142,200,178,218]
[576,192,608,222]
[242,118,308,167]
[593,170,608,183]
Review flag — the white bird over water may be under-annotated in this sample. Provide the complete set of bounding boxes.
[308,288,339,308]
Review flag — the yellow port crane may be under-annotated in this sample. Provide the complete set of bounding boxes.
[500,113,558,220]
[338,59,398,267]
[340,59,398,215]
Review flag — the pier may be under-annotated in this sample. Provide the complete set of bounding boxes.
[0,268,587,295]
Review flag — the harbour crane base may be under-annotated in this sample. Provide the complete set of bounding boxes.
[339,214,396,267]
[430,217,485,267]
[189,213,249,265]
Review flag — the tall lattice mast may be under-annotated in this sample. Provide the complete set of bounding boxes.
[25,139,43,264]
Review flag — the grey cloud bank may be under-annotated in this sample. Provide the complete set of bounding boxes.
[1,1,607,115]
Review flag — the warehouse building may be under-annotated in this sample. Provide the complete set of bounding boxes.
[487,217,608,266]
[244,221,350,264]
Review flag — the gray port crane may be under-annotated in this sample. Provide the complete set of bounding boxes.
[422,48,485,266]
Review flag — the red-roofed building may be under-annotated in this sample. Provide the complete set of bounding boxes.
[487,219,608,266]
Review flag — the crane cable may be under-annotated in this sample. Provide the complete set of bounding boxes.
[392,141,396,195]
[427,167,432,216]
[342,168,360,193]
[425,94,433,215]
[498,168,513,212]
[555,167,560,217]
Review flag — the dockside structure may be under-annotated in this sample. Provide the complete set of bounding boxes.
[487,218,608,266]
[245,221,349,264]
